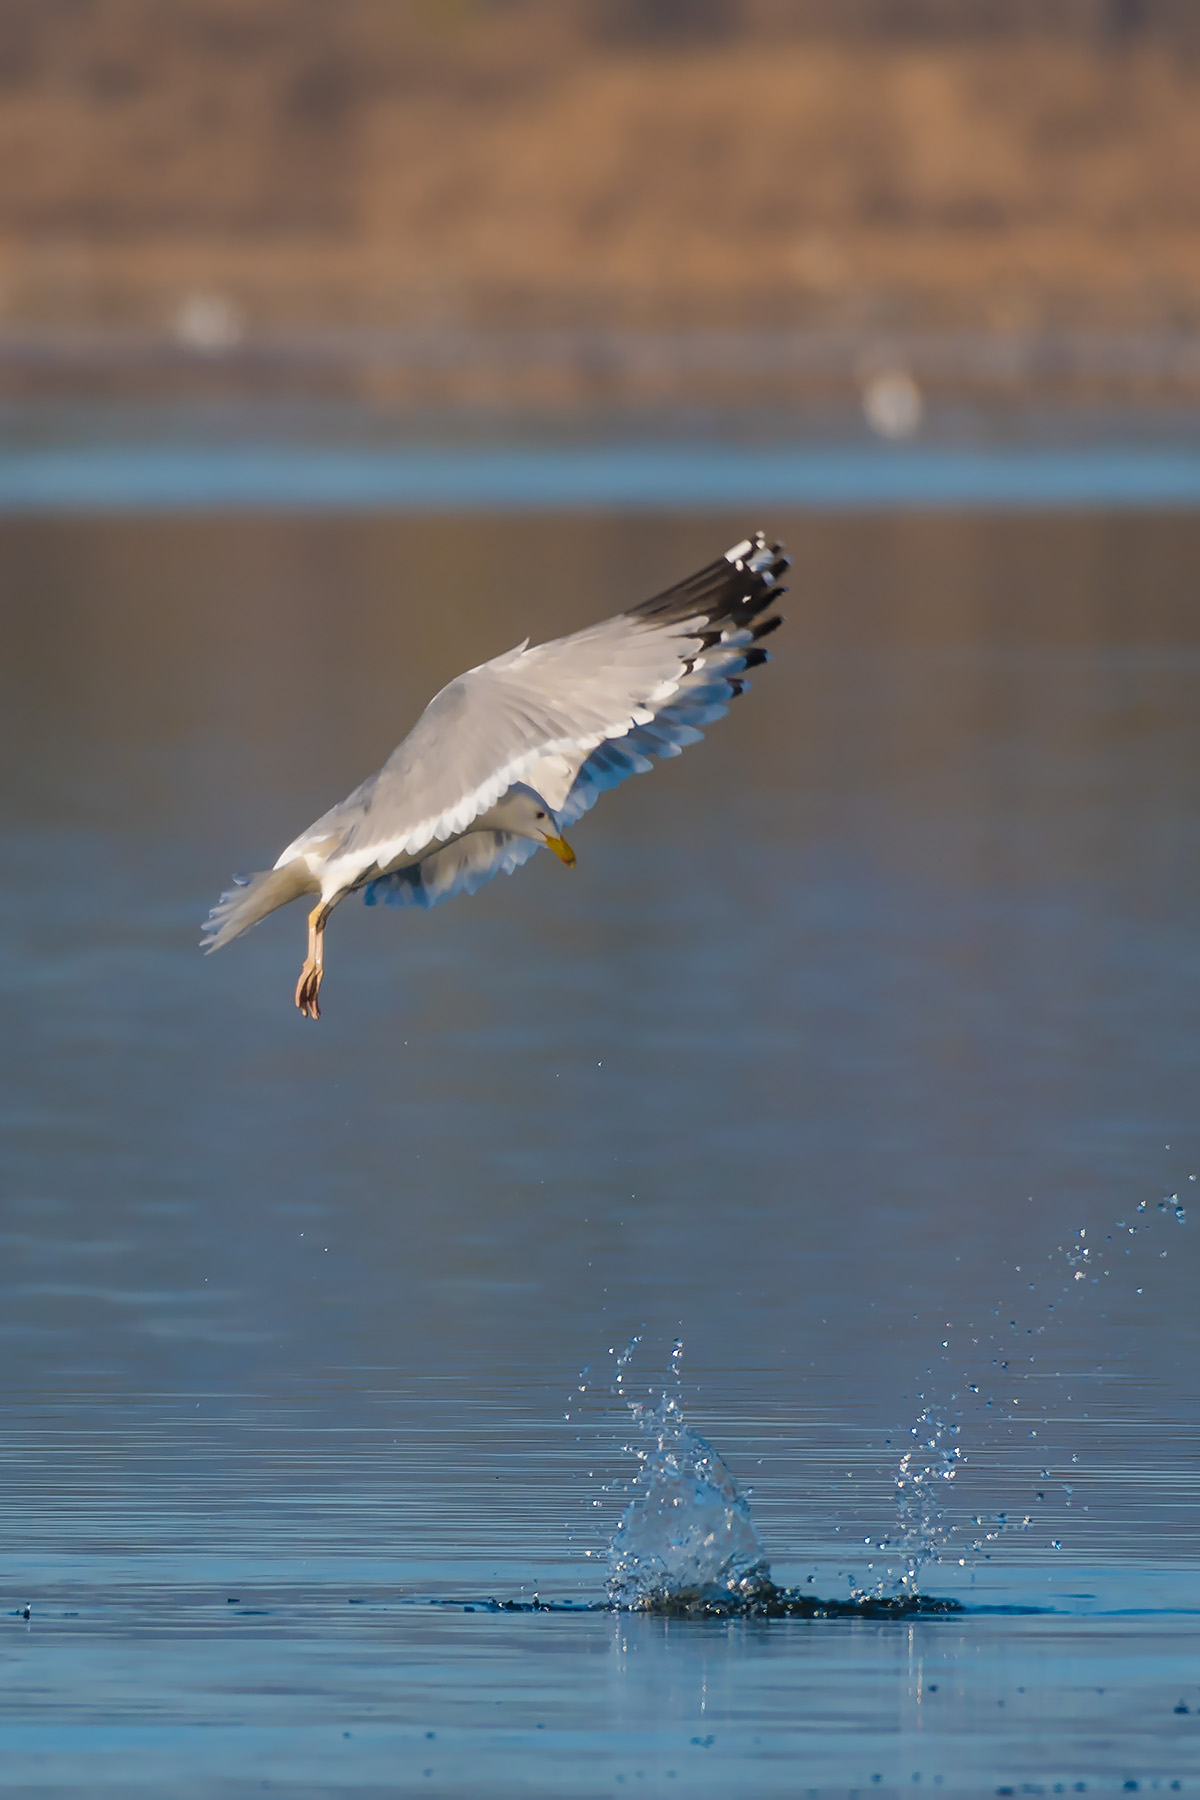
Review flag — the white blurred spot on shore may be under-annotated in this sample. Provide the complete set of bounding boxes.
[863,368,923,439]
[173,293,243,353]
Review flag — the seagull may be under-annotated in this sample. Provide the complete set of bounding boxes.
[202,531,787,1018]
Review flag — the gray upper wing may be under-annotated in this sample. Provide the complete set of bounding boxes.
[276,533,787,878]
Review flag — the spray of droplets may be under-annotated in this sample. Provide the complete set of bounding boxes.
[882,1178,1191,1583]
[566,1336,771,1609]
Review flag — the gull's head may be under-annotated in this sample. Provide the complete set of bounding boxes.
[531,803,576,867]
[495,786,576,866]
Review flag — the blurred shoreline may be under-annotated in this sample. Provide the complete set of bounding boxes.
[4,6,1200,353]
[4,323,1200,420]
[4,3,1200,438]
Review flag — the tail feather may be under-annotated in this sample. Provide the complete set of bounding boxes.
[201,861,315,954]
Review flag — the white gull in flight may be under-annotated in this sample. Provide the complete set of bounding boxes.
[202,532,787,1018]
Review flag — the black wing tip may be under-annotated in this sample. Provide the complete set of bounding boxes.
[633,532,790,631]
[727,643,774,700]
[724,530,790,578]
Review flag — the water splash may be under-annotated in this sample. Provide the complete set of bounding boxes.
[606,1384,772,1610]
[890,1402,964,1594]
[883,1176,1192,1577]
[583,1339,956,1617]
[575,1175,1189,1612]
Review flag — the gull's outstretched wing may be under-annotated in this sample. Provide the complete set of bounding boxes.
[278,532,787,893]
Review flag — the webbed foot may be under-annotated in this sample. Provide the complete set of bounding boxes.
[295,960,324,1020]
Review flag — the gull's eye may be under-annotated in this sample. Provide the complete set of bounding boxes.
[535,811,546,820]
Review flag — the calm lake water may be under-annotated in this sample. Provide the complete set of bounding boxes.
[1,506,1199,1795]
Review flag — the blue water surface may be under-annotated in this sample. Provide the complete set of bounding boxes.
[1,504,1198,1795]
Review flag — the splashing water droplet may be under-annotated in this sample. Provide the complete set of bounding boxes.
[605,1378,771,1611]
[890,1404,963,1596]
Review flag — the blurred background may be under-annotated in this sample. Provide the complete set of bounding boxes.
[3,0,1200,433]
[3,9,1200,1790]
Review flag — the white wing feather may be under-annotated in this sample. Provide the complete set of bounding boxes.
[274,533,786,898]
[277,613,702,885]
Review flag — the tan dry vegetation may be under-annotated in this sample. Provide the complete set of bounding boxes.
[1,0,1199,334]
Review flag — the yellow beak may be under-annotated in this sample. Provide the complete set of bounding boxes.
[544,833,576,868]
